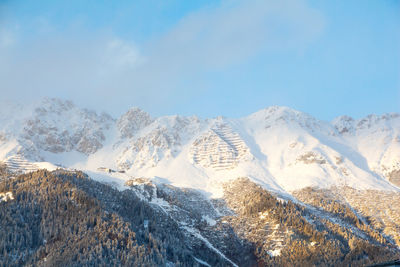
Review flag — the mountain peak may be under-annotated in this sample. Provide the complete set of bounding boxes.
[244,106,326,134]
[247,106,314,121]
[39,97,75,110]
[332,115,355,134]
[1,100,399,193]
[333,113,400,134]
[117,107,154,138]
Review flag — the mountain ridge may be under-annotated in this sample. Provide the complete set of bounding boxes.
[1,98,400,266]
[0,98,399,196]
[1,169,399,266]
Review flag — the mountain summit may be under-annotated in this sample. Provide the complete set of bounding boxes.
[0,98,399,194]
[1,98,399,266]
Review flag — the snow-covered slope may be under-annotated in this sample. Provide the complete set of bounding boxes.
[332,113,400,186]
[0,98,113,164]
[0,99,399,195]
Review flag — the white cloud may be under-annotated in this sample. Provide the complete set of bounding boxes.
[0,0,325,115]
[148,0,324,69]
[105,39,141,69]
[0,28,15,47]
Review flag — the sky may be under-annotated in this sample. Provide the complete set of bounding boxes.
[0,0,399,120]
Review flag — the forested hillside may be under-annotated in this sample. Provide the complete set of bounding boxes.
[0,168,399,266]
[0,168,225,266]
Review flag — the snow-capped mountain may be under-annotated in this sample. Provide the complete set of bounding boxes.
[1,98,400,266]
[0,98,399,195]
[0,98,113,168]
[332,113,400,187]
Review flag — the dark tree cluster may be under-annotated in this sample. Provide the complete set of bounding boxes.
[1,170,399,267]
[222,178,400,267]
[0,169,217,266]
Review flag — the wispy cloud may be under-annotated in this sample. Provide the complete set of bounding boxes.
[0,0,325,116]
[0,28,15,48]
[149,0,324,68]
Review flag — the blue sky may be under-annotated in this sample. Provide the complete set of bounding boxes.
[0,0,399,120]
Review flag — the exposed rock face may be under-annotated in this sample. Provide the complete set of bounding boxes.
[190,123,250,170]
[0,98,114,161]
[117,107,154,138]
[117,126,180,169]
[332,115,355,134]
[388,169,400,187]
[116,115,205,170]
[21,98,114,155]
[296,151,327,165]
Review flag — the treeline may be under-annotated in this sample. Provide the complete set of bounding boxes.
[0,169,225,266]
[294,187,391,245]
[0,164,12,181]
[222,178,400,267]
[1,169,399,266]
